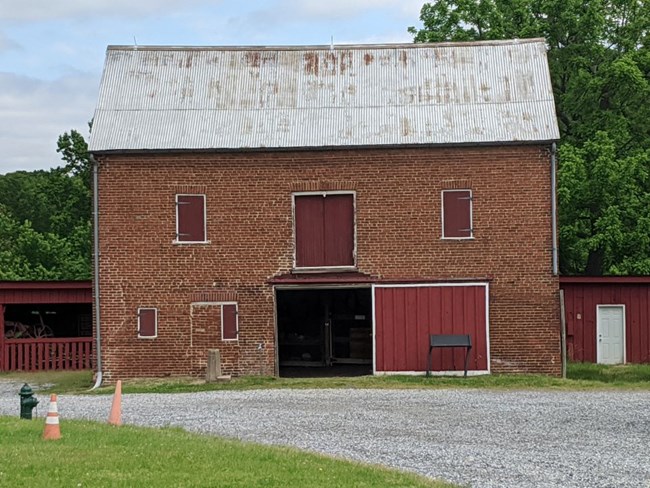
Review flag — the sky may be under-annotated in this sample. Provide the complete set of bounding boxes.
[0,0,425,174]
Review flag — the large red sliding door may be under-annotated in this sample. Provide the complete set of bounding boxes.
[374,284,489,373]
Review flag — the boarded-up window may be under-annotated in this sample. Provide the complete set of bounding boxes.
[295,193,355,268]
[222,304,238,340]
[138,308,157,338]
[442,190,472,239]
[176,194,206,242]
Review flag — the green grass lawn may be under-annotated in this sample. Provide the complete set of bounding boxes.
[567,361,650,383]
[2,362,649,395]
[0,417,451,488]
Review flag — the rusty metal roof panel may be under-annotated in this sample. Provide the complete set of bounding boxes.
[89,39,559,152]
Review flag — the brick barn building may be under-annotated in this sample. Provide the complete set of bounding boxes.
[88,39,561,382]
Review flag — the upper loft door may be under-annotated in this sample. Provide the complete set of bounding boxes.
[597,305,625,364]
[293,193,355,270]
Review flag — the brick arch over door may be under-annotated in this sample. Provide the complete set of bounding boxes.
[373,284,489,373]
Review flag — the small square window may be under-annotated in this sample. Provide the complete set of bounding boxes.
[442,190,473,239]
[138,308,158,338]
[176,194,206,242]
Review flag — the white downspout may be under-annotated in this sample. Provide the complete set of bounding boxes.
[90,155,103,389]
[551,142,559,275]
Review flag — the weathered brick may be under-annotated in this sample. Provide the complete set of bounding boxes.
[96,145,560,382]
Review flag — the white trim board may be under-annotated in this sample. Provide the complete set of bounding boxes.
[375,370,490,377]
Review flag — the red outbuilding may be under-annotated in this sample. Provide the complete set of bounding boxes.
[560,276,650,364]
[0,281,93,372]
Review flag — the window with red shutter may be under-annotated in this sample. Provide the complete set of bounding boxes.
[138,308,158,338]
[442,190,473,239]
[176,194,206,242]
[222,303,238,340]
[294,193,355,268]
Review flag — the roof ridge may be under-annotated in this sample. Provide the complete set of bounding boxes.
[106,38,546,52]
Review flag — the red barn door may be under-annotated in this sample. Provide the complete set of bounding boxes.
[374,284,489,373]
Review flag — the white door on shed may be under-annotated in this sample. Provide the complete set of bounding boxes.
[596,306,625,364]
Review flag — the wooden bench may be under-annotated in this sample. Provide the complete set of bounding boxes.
[426,334,472,378]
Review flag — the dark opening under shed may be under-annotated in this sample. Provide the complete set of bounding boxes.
[0,281,93,372]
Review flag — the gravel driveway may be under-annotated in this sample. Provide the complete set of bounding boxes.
[1,385,649,487]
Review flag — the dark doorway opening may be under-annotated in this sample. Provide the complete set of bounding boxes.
[4,303,92,339]
[276,287,373,376]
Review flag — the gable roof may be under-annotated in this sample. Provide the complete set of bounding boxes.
[88,39,559,153]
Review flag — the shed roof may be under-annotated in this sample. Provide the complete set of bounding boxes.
[89,39,559,153]
[560,276,650,285]
[0,281,92,304]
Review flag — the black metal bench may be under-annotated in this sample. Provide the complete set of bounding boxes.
[426,334,472,378]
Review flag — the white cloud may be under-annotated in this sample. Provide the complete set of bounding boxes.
[0,72,98,173]
[338,32,415,45]
[0,0,220,22]
[281,0,423,20]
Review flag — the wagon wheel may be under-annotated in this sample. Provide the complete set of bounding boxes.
[5,321,31,338]
[34,313,54,338]
[33,324,54,338]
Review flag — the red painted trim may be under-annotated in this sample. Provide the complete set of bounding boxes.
[0,305,4,371]
[4,338,94,345]
[269,273,374,285]
[0,281,92,290]
[3,337,93,372]
[375,277,492,284]
[560,276,650,285]
[269,273,492,285]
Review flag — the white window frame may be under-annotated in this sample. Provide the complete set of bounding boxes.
[173,194,209,244]
[441,189,474,240]
[137,307,158,339]
[220,302,239,342]
[292,191,357,272]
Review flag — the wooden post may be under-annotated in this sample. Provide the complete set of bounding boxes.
[559,289,567,379]
[206,349,222,382]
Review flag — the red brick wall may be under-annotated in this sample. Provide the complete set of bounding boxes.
[96,145,560,381]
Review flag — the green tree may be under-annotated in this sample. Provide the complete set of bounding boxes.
[0,129,92,280]
[57,127,92,190]
[0,205,89,280]
[409,0,650,274]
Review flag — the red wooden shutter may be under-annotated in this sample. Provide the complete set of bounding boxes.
[323,194,354,266]
[222,304,238,340]
[177,195,205,242]
[443,190,472,238]
[295,194,354,268]
[138,308,157,338]
[295,196,325,267]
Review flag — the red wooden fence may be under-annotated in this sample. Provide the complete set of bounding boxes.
[2,338,93,372]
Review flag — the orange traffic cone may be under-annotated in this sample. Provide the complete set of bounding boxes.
[43,394,62,440]
[108,380,122,426]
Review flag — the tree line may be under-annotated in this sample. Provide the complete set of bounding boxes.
[2,0,648,278]
[0,131,91,280]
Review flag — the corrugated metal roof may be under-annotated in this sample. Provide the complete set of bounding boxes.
[88,39,559,152]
